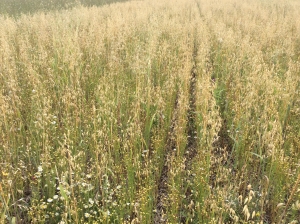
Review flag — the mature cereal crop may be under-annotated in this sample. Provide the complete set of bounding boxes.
[0,0,300,223]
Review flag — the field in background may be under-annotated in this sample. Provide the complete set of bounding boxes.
[0,0,300,223]
[0,0,128,16]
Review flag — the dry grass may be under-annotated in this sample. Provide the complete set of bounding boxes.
[0,0,300,223]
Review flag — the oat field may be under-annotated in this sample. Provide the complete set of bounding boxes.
[0,0,300,223]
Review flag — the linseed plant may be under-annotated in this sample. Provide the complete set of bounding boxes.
[0,0,300,223]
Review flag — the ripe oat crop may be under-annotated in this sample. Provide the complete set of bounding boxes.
[0,0,299,223]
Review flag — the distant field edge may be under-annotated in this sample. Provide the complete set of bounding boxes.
[0,0,131,17]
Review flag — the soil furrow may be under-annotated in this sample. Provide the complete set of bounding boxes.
[184,38,198,164]
[154,93,179,224]
[207,41,234,189]
[195,1,235,189]
[179,33,199,224]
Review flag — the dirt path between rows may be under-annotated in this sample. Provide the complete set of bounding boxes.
[154,93,179,224]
